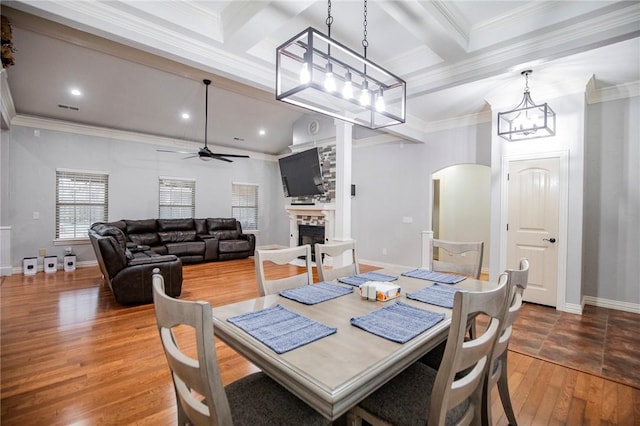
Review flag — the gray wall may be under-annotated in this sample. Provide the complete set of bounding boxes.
[583,96,640,303]
[6,125,288,268]
[351,123,492,268]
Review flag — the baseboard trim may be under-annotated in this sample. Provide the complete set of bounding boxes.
[561,303,583,315]
[582,295,640,314]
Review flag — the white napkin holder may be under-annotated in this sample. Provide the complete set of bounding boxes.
[359,281,401,302]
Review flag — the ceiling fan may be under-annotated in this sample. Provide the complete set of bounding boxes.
[158,79,249,163]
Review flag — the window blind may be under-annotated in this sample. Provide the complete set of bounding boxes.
[56,170,109,239]
[159,177,195,219]
[232,183,258,230]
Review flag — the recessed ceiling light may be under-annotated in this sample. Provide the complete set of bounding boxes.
[258,129,266,136]
[70,88,82,96]
[181,112,190,120]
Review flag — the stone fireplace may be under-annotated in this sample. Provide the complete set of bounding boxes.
[285,205,335,250]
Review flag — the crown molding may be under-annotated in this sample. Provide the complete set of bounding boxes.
[586,80,640,105]
[423,110,492,134]
[407,3,640,96]
[10,114,275,161]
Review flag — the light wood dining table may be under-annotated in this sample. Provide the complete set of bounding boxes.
[210,267,493,421]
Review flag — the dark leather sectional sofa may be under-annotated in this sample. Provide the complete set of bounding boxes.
[88,218,255,305]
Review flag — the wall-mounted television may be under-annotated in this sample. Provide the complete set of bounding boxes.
[278,148,325,198]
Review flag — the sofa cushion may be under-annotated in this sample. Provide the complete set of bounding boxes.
[166,241,205,256]
[129,232,160,246]
[126,219,158,234]
[93,224,127,251]
[211,230,239,240]
[207,218,238,232]
[157,218,194,232]
[194,218,208,235]
[219,239,250,253]
[158,230,197,244]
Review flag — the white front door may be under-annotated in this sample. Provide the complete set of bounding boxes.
[507,157,560,307]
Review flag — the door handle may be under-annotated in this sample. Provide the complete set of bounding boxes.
[543,238,556,243]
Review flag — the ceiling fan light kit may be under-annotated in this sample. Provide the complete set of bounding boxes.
[157,79,249,162]
[275,0,406,129]
[497,70,556,141]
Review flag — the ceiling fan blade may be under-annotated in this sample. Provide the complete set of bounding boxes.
[211,153,250,158]
[212,155,234,163]
[157,149,196,154]
[182,154,199,160]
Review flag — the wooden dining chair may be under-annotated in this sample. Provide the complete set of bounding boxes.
[432,239,484,280]
[348,273,509,426]
[151,269,329,426]
[483,258,529,426]
[314,240,359,282]
[254,245,314,296]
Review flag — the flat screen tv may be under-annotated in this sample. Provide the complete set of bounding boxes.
[278,148,325,198]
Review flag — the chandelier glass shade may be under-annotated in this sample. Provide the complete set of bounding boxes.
[497,70,556,141]
[276,27,406,129]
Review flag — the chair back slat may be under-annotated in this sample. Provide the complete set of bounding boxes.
[255,245,313,296]
[432,239,484,279]
[315,240,359,282]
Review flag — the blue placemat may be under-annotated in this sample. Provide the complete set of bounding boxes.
[338,271,398,287]
[227,304,337,354]
[406,283,461,308]
[279,281,353,305]
[402,268,467,284]
[350,301,445,344]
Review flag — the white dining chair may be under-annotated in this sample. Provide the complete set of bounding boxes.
[254,245,314,296]
[483,258,529,426]
[314,240,359,282]
[151,268,330,426]
[348,273,509,426]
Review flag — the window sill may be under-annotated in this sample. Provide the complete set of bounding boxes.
[53,238,91,246]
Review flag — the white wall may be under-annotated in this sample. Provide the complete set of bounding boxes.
[351,123,492,268]
[583,96,640,305]
[6,124,289,269]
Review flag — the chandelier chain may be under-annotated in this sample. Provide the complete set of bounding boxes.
[326,0,333,37]
[362,0,368,57]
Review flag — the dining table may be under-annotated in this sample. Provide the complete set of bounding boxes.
[210,267,494,421]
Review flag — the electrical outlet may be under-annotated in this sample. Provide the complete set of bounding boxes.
[38,248,46,257]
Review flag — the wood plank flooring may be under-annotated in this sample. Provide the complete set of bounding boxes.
[1,259,639,425]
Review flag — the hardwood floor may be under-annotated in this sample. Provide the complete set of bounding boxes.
[1,259,639,425]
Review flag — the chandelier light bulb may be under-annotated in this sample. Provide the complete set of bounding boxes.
[324,63,336,92]
[342,71,353,99]
[359,80,370,106]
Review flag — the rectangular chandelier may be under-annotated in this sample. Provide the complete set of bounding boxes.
[497,70,556,141]
[276,27,406,129]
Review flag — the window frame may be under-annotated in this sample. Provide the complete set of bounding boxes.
[232,182,259,232]
[158,176,196,219]
[55,169,109,242]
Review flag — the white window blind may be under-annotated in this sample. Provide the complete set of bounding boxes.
[56,170,109,240]
[159,177,195,218]
[232,183,258,231]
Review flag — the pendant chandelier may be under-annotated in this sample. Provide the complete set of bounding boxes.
[276,0,406,129]
[497,70,556,141]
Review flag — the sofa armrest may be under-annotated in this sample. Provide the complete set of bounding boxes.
[239,233,256,253]
[202,237,219,261]
[128,254,179,266]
